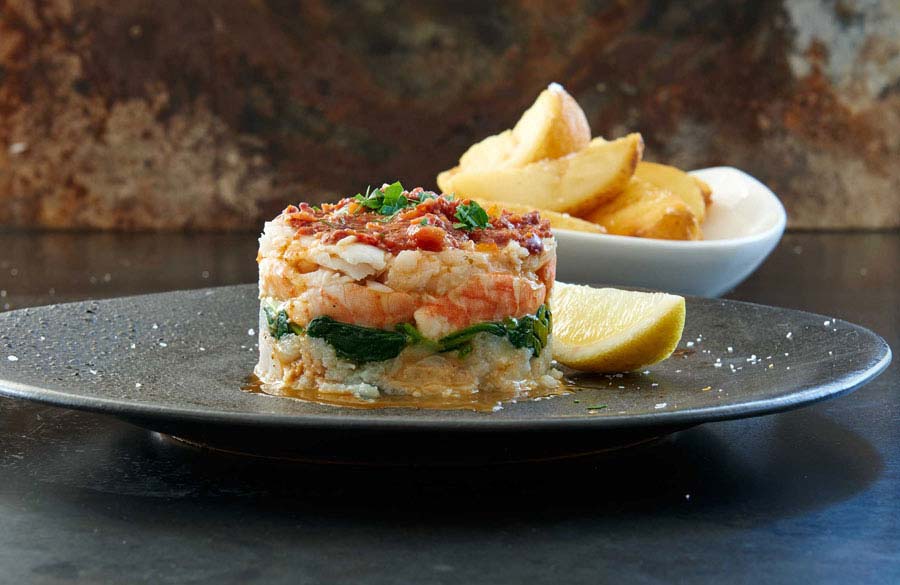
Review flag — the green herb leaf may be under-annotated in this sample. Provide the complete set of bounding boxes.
[504,304,552,356]
[437,321,507,353]
[307,316,408,363]
[453,200,491,230]
[263,306,300,340]
[353,186,380,210]
[351,182,416,216]
[381,181,404,205]
[296,304,551,365]
[396,323,440,351]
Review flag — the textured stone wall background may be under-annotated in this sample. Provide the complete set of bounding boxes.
[0,0,897,231]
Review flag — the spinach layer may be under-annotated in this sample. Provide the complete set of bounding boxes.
[264,305,551,364]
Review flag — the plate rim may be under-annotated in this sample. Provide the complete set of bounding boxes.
[0,285,891,433]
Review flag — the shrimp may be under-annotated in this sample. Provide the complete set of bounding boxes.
[536,255,556,295]
[303,282,419,330]
[259,258,303,299]
[413,273,546,339]
[297,272,546,339]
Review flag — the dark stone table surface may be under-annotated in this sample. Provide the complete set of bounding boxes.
[0,230,896,584]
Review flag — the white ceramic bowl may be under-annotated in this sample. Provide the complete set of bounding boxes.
[554,167,787,297]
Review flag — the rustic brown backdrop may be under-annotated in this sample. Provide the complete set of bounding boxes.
[1,0,897,231]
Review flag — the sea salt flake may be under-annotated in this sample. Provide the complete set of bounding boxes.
[654,402,667,409]
[786,332,793,339]
[686,341,695,348]
[727,346,733,353]
[7,355,18,362]
[248,328,255,336]
[824,320,831,326]
[158,342,167,348]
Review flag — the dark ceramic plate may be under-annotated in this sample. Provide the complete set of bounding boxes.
[0,285,890,465]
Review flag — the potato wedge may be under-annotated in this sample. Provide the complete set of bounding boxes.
[478,200,606,234]
[440,133,643,217]
[634,161,707,223]
[584,178,701,240]
[457,84,590,172]
[694,176,713,207]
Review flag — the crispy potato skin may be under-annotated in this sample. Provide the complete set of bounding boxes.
[583,178,701,240]
[436,84,712,242]
[441,133,643,217]
[456,85,591,173]
[634,161,707,223]
[694,176,713,208]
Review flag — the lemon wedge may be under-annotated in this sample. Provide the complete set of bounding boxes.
[549,282,685,372]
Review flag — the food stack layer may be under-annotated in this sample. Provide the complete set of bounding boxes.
[256,184,560,400]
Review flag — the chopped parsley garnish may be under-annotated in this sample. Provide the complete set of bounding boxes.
[453,200,491,230]
[349,185,486,230]
[353,181,416,216]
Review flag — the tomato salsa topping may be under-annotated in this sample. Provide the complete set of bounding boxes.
[281,183,552,255]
